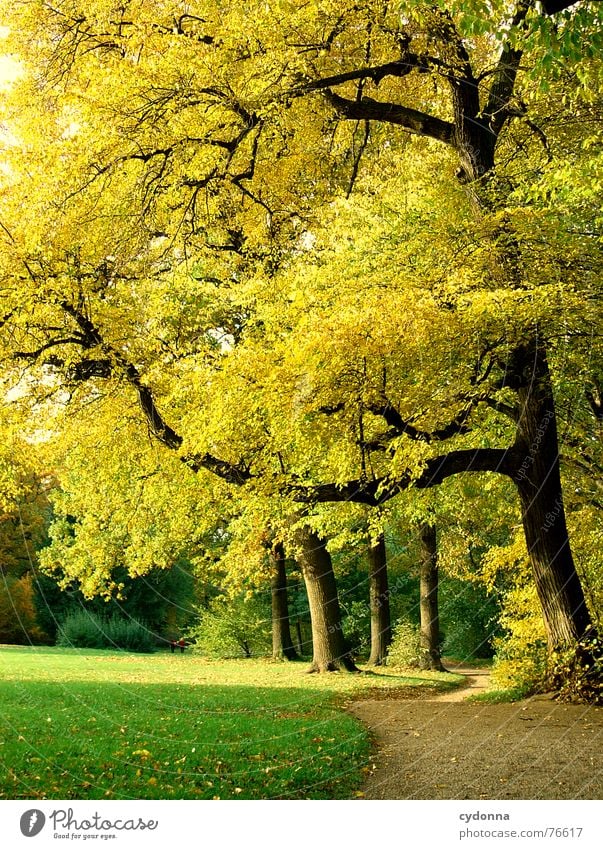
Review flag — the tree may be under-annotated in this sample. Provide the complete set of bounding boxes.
[0,573,44,644]
[284,5,601,692]
[187,593,272,659]
[1,1,602,693]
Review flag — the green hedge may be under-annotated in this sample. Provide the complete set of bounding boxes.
[57,610,156,652]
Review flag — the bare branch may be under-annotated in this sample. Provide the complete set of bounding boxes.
[346,120,370,198]
[13,338,88,362]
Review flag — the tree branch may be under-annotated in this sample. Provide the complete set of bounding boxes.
[586,382,603,421]
[483,1,532,138]
[13,337,90,361]
[323,91,455,144]
[292,58,439,95]
[365,394,483,444]
[54,300,251,483]
[182,452,251,485]
[291,447,518,506]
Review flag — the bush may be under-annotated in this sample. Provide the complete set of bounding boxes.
[385,619,422,668]
[57,611,156,652]
[490,581,547,695]
[341,600,370,657]
[187,595,271,659]
[56,610,104,648]
[103,616,157,652]
[491,638,548,696]
[35,561,196,642]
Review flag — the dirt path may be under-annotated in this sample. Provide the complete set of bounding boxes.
[349,666,603,799]
[430,663,492,703]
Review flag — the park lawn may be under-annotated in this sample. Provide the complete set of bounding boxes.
[0,646,460,800]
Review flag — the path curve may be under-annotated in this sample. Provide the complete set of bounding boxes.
[349,665,603,799]
[430,663,492,703]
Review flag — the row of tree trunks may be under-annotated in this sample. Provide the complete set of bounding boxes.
[274,526,445,674]
[281,529,393,671]
[262,138,599,686]
[269,529,359,671]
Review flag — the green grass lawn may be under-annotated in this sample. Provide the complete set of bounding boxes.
[0,646,461,800]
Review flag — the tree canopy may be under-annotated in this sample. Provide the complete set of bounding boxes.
[1,0,602,694]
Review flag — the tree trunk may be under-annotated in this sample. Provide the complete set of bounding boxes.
[367,534,392,666]
[295,526,359,672]
[270,542,298,661]
[295,618,304,656]
[512,340,599,699]
[418,523,445,672]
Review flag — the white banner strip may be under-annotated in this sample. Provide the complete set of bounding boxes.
[0,800,601,849]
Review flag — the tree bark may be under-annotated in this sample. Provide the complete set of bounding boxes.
[295,526,359,672]
[270,542,298,661]
[418,523,445,672]
[512,341,593,651]
[367,534,392,666]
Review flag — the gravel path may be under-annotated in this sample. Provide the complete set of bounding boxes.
[348,666,603,799]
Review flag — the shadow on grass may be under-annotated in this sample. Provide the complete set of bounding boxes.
[0,679,372,801]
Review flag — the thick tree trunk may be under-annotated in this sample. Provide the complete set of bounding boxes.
[295,526,359,672]
[270,542,298,661]
[367,534,392,666]
[512,341,600,700]
[513,342,592,646]
[418,523,445,672]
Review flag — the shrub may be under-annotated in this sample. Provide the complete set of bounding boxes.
[187,595,271,659]
[56,610,104,648]
[103,616,156,652]
[490,581,547,695]
[57,611,155,652]
[490,638,548,696]
[341,600,370,657]
[385,619,422,668]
